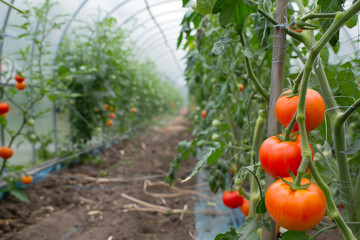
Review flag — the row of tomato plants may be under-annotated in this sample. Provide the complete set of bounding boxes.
[167,0,360,239]
[0,0,182,202]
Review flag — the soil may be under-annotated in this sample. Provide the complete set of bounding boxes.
[0,108,198,240]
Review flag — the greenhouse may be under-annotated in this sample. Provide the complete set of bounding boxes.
[0,0,359,239]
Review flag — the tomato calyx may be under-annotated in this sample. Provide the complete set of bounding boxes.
[273,132,299,143]
[280,171,311,191]
[279,91,299,98]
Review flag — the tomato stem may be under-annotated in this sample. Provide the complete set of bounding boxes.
[248,111,266,217]
[238,33,269,102]
[308,162,357,240]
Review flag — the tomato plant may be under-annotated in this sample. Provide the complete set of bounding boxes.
[222,190,244,209]
[170,0,360,239]
[265,177,326,231]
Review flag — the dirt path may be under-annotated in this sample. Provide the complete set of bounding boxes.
[0,108,197,240]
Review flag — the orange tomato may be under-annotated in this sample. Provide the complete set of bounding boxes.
[130,107,137,114]
[238,83,244,92]
[109,113,115,119]
[201,110,206,119]
[169,102,175,108]
[241,199,250,217]
[275,89,325,131]
[21,175,33,185]
[265,177,326,231]
[15,82,26,90]
[0,146,13,159]
[192,106,196,111]
[104,104,109,110]
[109,106,114,112]
[106,119,113,126]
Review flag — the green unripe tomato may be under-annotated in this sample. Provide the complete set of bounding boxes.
[212,119,221,128]
[28,134,36,142]
[212,133,221,141]
[69,100,76,105]
[95,127,101,133]
[27,118,35,127]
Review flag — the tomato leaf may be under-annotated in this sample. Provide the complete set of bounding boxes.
[344,137,360,155]
[237,217,262,240]
[214,226,239,240]
[255,197,267,214]
[207,145,226,165]
[9,189,30,203]
[182,146,223,182]
[234,164,260,185]
[182,0,190,7]
[212,0,257,31]
[281,230,309,240]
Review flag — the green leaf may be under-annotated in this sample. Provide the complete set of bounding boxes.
[237,217,262,240]
[212,0,257,31]
[182,0,190,7]
[255,196,267,214]
[182,148,214,182]
[234,164,259,185]
[177,31,184,49]
[207,145,226,165]
[345,14,358,28]
[317,0,345,46]
[193,0,216,15]
[344,138,360,155]
[281,230,309,240]
[214,226,239,240]
[10,189,30,203]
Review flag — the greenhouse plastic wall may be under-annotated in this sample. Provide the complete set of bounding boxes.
[0,0,187,168]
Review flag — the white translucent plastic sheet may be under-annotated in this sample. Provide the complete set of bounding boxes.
[0,0,188,86]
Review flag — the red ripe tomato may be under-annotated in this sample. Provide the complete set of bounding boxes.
[238,83,244,92]
[0,146,13,159]
[201,110,206,119]
[109,113,115,119]
[0,102,10,114]
[265,177,326,231]
[259,134,313,179]
[14,73,25,83]
[241,199,249,217]
[275,89,325,131]
[21,175,33,185]
[222,190,244,209]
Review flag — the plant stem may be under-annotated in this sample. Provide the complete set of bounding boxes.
[336,98,360,124]
[301,13,337,22]
[294,0,360,228]
[238,33,269,102]
[249,112,266,217]
[308,162,357,240]
[0,0,25,13]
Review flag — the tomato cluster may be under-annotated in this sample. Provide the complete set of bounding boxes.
[14,73,27,91]
[259,89,326,231]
